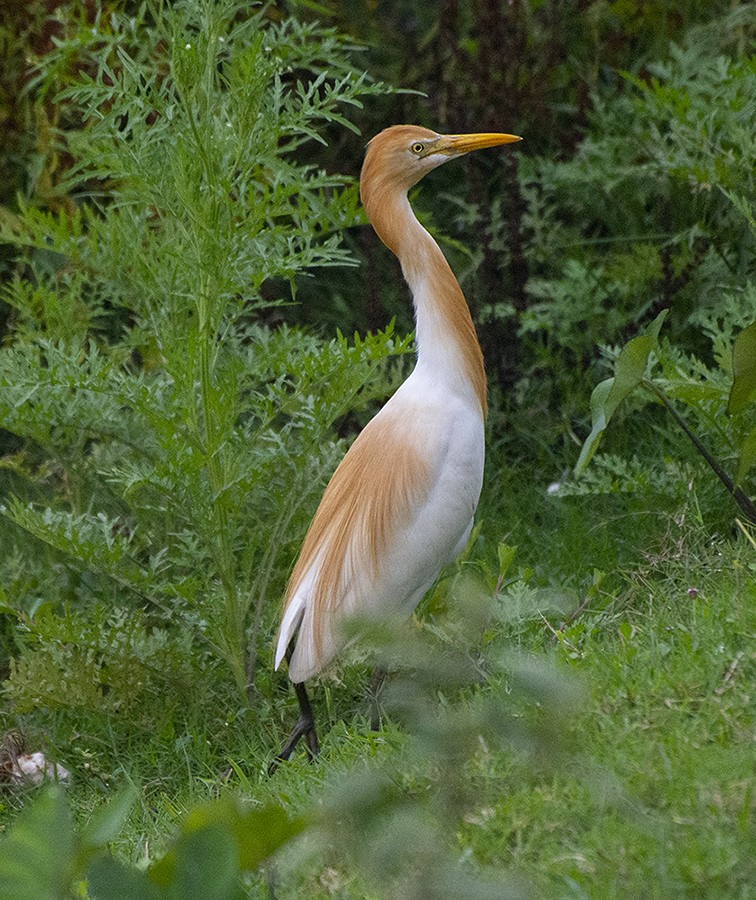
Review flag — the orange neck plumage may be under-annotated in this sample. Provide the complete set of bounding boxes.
[360,155,487,418]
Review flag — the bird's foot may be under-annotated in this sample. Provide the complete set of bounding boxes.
[268,713,320,776]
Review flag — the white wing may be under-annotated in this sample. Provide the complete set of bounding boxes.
[275,376,484,683]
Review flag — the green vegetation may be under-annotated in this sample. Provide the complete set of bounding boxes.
[0,1,753,897]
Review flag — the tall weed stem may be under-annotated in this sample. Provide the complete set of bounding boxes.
[643,380,756,524]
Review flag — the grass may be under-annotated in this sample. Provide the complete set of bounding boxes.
[0,472,754,898]
[459,544,755,899]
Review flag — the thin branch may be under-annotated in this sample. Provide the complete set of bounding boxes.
[642,380,756,525]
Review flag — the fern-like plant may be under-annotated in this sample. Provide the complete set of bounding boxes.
[0,0,405,701]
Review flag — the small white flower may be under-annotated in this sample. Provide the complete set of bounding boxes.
[185,42,192,50]
[546,482,561,496]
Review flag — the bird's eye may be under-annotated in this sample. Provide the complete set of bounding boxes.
[411,142,425,155]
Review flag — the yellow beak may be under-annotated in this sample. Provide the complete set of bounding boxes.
[434,132,522,156]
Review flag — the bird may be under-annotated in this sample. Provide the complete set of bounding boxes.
[271,125,521,768]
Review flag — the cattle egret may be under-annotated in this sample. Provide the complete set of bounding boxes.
[271,125,521,768]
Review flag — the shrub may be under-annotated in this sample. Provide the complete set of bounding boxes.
[0,0,404,704]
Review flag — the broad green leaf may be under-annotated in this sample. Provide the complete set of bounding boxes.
[735,425,756,486]
[81,787,137,851]
[232,804,304,872]
[606,309,668,410]
[497,543,517,580]
[179,797,303,869]
[0,788,74,900]
[87,857,163,900]
[574,377,614,476]
[150,797,303,889]
[575,310,668,477]
[166,825,238,900]
[728,321,756,415]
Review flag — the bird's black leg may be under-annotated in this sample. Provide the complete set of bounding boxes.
[268,642,320,775]
[368,664,387,731]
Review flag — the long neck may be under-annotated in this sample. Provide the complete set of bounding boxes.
[367,190,487,417]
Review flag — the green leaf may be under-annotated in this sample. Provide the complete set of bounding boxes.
[735,425,756,486]
[231,803,304,872]
[721,188,756,235]
[607,309,668,409]
[0,788,74,900]
[166,825,239,900]
[727,321,756,415]
[81,787,137,852]
[574,377,614,476]
[88,798,290,900]
[496,543,517,580]
[87,857,163,900]
[0,583,17,616]
[149,798,303,889]
[575,311,668,476]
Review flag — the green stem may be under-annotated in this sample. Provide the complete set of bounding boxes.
[197,273,246,697]
[181,43,248,695]
[643,380,756,525]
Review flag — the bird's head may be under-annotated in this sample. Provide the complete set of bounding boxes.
[360,125,521,215]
